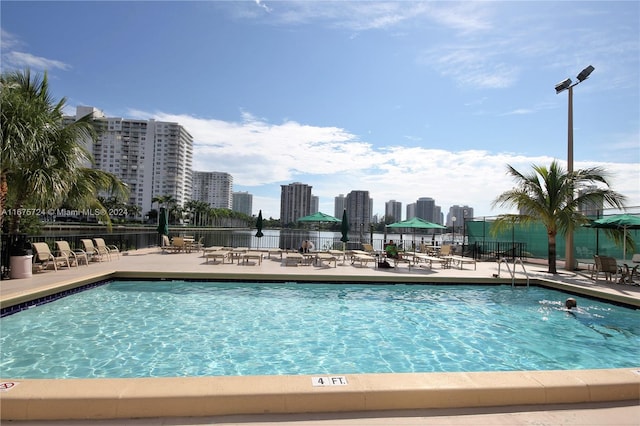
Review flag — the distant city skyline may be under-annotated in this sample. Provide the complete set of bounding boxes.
[2,1,638,219]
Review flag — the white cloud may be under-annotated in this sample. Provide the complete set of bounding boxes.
[3,51,70,71]
[129,109,639,220]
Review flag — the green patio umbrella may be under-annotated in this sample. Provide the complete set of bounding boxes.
[255,210,264,238]
[298,212,340,249]
[255,210,264,249]
[339,209,350,263]
[156,207,169,246]
[340,209,350,243]
[590,214,640,260]
[386,217,446,253]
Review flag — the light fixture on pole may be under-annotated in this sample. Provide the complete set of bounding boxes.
[452,216,456,246]
[462,209,468,253]
[555,65,594,271]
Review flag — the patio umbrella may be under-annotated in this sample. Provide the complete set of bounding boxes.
[386,217,446,253]
[255,210,264,238]
[339,209,349,263]
[590,214,640,260]
[297,212,341,249]
[156,207,169,246]
[340,210,349,243]
[255,210,264,249]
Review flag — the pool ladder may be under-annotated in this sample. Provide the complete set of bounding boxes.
[498,257,530,288]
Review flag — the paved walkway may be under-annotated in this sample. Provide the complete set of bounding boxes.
[2,247,639,425]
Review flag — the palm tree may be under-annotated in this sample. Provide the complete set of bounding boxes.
[492,161,626,274]
[1,68,127,233]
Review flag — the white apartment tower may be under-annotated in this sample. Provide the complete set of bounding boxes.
[192,171,233,209]
[280,182,313,225]
[232,191,253,216]
[70,106,193,216]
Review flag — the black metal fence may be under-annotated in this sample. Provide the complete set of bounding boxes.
[463,241,528,261]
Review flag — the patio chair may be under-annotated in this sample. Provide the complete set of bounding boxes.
[191,237,204,252]
[439,245,452,256]
[32,242,70,271]
[591,255,620,282]
[55,240,89,267]
[94,238,120,260]
[161,235,179,253]
[170,236,186,253]
[81,239,104,262]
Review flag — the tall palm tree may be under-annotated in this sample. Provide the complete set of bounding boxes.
[492,161,626,274]
[1,68,127,233]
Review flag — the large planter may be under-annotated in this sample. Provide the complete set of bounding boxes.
[10,255,33,279]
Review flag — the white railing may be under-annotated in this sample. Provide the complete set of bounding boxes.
[497,257,530,287]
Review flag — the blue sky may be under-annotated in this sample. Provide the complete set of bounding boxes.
[2,1,639,220]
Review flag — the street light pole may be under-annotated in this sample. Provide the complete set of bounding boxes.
[555,65,594,271]
[452,216,456,248]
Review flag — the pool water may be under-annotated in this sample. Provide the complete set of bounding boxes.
[1,281,638,378]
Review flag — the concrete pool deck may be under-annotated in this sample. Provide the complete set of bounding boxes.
[1,247,639,425]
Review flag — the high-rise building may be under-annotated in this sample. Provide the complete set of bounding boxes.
[280,182,313,225]
[192,171,233,209]
[406,203,416,220]
[334,194,346,218]
[416,197,438,223]
[346,190,372,235]
[311,195,319,214]
[447,205,474,227]
[385,200,402,223]
[577,186,603,217]
[232,191,253,216]
[67,106,193,217]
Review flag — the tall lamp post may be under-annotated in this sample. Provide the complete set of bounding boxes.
[462,209,468,256]
[555,65,595,271]
[452,216,456,247]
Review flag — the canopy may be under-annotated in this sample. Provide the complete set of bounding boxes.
[386,217,446,230]
[386,217,446,252]
[589,214,640,260]
[297,212,341,223]
[297,212,340,250]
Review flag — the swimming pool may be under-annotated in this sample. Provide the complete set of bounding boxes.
[1,280,638,379]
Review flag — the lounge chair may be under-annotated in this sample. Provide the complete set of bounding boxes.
[352,253,376,268]
[283,253,304,266]
[205,249,230,264]
[447,255,477,270]
[239,251,263,265]
[316,252,337,268]
[267,248,283,259]
[55,240,89,267]
[414,254,448,269]
[94,238,120,260]
[361,243,376,255]
[81,239,103,262]
[32,242,70,271]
